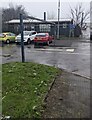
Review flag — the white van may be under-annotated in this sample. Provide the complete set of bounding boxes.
[15,31,37,44]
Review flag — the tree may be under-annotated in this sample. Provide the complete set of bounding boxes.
[2,3,28,22]
[47,11,56,20]
[2,3,28,32]
[69,3,90,29]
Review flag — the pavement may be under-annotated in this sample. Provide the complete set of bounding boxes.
[49,38,91,47]
[42,70,90,118]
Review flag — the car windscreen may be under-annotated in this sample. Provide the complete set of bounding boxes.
[36,33,46,37]
[18,31,31,36]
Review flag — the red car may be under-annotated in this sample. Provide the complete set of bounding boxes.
[34,33,53,46]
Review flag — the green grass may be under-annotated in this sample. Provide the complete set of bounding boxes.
[2,62,60,118]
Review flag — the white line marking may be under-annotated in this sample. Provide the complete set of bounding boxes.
[66,49,74,52]
[35,48,75,52]
[35,48,63,52]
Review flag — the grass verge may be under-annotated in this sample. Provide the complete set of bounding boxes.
[2,62,60,118]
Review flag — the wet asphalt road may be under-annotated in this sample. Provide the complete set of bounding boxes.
[1,39,90,79]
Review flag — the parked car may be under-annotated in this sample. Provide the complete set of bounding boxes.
[15,31,37,44]
[34,33,53,46]
[0,32,16,43]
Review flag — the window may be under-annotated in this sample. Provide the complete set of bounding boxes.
[16,25,20,32]
[10,33,15,36]
[32,32,36,35]
[63,23,67,28]
[31,25,35,30]
[24,25,28,30]
[6,33,11,36]
[39,24,51,32]
[36,33,47,37]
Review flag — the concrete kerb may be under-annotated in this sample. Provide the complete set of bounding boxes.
[59,68,91,80]
[43,70,62,103]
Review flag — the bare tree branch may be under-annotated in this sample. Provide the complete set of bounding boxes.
[2,3,28,22]
[69,3,89,29]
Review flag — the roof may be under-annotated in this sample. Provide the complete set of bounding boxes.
[23,30,36,33]
[47,18,71,22]
[6,19,40,24]
[6,18,71,24]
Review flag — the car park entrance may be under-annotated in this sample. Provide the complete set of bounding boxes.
[19,13,56,62]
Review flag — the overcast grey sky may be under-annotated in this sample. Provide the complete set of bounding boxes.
[0,0,90,20]
[0,0,91,2]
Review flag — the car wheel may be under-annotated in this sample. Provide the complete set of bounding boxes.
[90,35,92,40]
[47,41,50,46]
[2,41,4,46]
[34,42,37,46]
[27,39,30,45]
[31,40,34,44]
[6,39,10,44]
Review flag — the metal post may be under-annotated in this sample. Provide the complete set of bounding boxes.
[54,23,56,46]
[81,12,84,29]
[44,12,46,21]
[20,13,25,62]
[57,0,60,39]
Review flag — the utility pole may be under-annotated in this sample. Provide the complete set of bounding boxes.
[57,0,60,39]
[20,13,25,62]
[0,8,2,33]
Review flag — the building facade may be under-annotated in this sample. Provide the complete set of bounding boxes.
[4,18,81,37]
